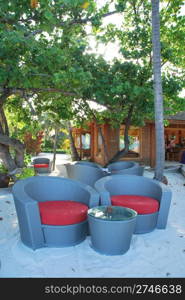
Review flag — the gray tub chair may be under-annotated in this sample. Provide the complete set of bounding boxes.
[12,176,99,250]
[107,161,144,176]
[65,164,106,187]
[94,175,172,234]
[113,165,144,176]
[75,161,102,169]
[32,157,51,174]
[107,161,138,172]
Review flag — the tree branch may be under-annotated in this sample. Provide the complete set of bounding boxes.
[67,121,80,161]
[23,92,37,115]
[0,121,4,134]
[0,134,25,153]
[0,107,9,136]
[105,104,134,165]
[24,10,119,38]
[1,7,120,40]
[81,99,109,162]
[0,89,12,108]
[0,87,112,111]
[68,10,118,25]
[0,87,76,97]
[24,29,43,38]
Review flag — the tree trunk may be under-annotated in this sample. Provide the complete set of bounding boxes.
[0,144,17,171]
[0,134,25,168]
[98,126,109,164]
[0,104,25,176]
[14,149,25,168]
[151,0,165,181]
[105,105,134,166]
[52,126,58,171]
[0,139,25,171]
[67,121,80,161]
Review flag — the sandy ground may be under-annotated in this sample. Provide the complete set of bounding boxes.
[0,154,185,278]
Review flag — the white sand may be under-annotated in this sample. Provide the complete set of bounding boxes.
[0,154,185,278]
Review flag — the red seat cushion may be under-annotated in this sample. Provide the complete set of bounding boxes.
[38,200,88,225]
[111,195,159,215]
[34,164,49,168]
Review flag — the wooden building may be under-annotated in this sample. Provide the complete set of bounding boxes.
[72,122,120,166]
[72,112,185,167]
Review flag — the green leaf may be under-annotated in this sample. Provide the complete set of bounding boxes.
[44,10,53,20]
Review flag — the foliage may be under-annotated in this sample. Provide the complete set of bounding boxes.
[42,128,70,152]
[0,1,184,122]
[1,0,184,122]
[24,153,32,166]
[92,0,185,122]
[24,131,44,155]
[0,0,102,95]
[0,163,8,173]
[15,167,35,180]
[80,56,155,127]
[56,129,69,148]
[0,0,105,172]
[61,138,71,153]
[42,139,53,150]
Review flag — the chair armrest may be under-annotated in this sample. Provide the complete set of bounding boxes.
[12,178,45,249]
[85,185,100,208]
[99,191,111,205]
[94,176,111,205]
[156,181,172,229]
[12,179,36,204]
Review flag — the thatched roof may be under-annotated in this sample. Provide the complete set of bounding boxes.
[166,111,185,121]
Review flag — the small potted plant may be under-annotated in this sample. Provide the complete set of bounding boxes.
[0,163,10,188]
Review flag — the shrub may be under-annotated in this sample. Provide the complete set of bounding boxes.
[16,167,35,180]
[0,163,8,173]
[61,138,70,153]
[24,131,44,155]
[24,154,32,167]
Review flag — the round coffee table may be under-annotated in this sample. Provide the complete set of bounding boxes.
[88,205,137,255]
